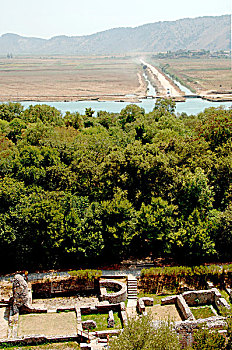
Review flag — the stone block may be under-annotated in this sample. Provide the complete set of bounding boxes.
[141,297,153,306]
[137,298,145,314]
[120,302,126,311]
[161,295,177,305]
[217,297,230,309]
[121,310,128,326]
[12,274,30,314]
[82,320,97,330]
[107,310,114,328]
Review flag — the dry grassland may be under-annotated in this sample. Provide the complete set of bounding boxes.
[153,58,232,93]
[0,56,146,101]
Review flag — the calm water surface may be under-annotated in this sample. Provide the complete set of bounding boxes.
[20,98,232,116]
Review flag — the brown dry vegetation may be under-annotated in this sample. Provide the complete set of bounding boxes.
[0,56,146,101]
[152,58,232,93]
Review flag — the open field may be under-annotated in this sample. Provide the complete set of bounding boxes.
[151,58,232,97]
[0,56,146,102]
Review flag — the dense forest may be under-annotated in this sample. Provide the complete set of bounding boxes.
[0,100,231,271]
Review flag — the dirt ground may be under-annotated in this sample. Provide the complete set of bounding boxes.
[152,58,232,95]
[18,312,77,336]
[0,56,146,101]
[146,304,182,322]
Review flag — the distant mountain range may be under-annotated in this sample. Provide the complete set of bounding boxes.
[0,15,230,55]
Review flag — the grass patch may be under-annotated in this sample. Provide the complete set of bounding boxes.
[81,312,122,331]
[0,342,80,349]
[190,306,216,319]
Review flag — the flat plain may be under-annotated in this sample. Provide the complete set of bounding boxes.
[0,56,146,102]
[151,58,232,93]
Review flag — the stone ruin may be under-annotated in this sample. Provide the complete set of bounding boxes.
[161,288,231,348]
[12,274,31,314]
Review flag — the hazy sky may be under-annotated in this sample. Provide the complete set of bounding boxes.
[0,0,231,38]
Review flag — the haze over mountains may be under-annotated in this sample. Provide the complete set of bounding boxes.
[0,15,230,55]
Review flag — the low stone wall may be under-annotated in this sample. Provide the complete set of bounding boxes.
[99,279,127,303]
[0,335,81,347]
[176,295,195,321]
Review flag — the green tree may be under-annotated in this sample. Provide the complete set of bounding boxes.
[119,104,145,128]
[137,197,177,255]
[23,104,64,126]
[0,102,24,122]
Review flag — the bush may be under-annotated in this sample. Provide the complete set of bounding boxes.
[109,316,181,350]
[191,326,226,350]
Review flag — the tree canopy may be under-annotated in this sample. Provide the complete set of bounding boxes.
[0,101,231,270]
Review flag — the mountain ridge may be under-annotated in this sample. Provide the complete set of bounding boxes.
[0,15,230,55]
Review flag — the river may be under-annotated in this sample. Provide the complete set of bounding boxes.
[19,98,232,116]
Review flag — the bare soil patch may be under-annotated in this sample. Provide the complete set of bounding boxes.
[18,312,77,337]
[146,304,182,322]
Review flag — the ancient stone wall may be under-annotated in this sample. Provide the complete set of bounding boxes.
[176,295,195,321]
[32,277,98,297]
[99,279,127,303]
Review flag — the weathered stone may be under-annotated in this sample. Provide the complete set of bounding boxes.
[120,302,126,311]
[107,310,115,328]
[137,298,145,314]
[99,279,127,303]
[141,297,153,306]
[161,295,177,305]
[182,290,214,306]
[12,274,30,314]
[176,295,195,321]
[217,297,230,309]
[82,320,97,330]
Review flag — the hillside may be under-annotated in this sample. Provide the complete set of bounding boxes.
[0,15,230,55]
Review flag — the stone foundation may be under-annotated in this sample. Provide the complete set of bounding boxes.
[99,279,127,303]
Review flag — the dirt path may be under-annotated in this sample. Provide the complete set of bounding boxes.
[140,59,183,97]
